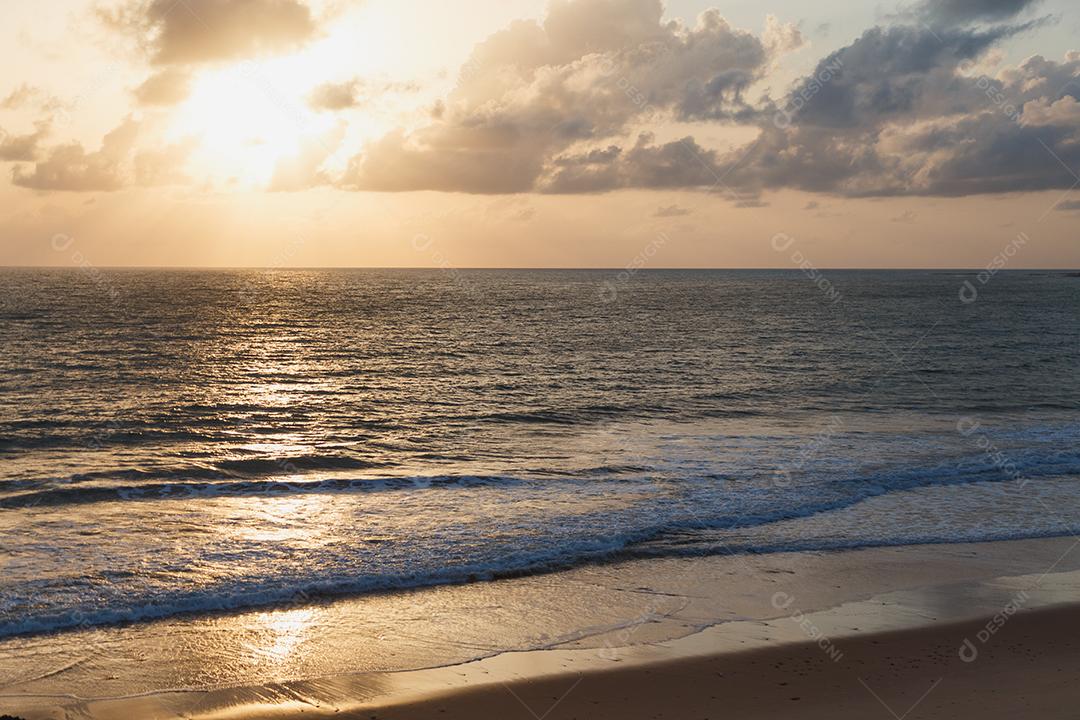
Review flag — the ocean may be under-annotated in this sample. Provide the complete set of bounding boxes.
[2,268,1079,639]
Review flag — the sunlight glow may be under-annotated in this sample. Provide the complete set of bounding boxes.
[171,58,338,187]
[159,2,439,190]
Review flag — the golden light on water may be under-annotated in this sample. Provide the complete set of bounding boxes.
[231,496,315,543]
[249,608,316,662]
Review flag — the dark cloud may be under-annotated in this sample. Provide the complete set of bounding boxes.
[738,21,1080,198]
[1055,199,1080,211]
[102,0,319,65]
[550,19,1080,199]
[538,134,732,193]
[133,69,192,106]
[886,114,1080,195]
[913,0,1042,26]
[783,23,1030,130]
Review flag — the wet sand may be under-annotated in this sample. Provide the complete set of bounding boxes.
[5,536,1080,719]
[361,602,1080,720]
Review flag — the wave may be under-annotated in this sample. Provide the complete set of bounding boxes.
[4,445,1080,510]
[3,451,389,486]
[4,488,1080,640]
[478,410,589,425]
[0,474,522,509]
[0,429,229,453]
[626,525,1080,562]
[0,532,652,639]
[211,454,384,476]
[4,442,1080,638]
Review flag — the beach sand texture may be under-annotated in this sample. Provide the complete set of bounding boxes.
[7,537,1080,720]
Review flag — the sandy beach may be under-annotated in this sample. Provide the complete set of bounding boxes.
[361,602,1080,720]
[6,536,1080,720]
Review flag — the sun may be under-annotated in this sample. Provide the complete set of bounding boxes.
[170,56,339,188]
[160,1,442,191]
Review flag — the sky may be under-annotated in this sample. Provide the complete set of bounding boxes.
[1,0,1078,268]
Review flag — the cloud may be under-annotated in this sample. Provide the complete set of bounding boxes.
[2,84,43,110]
[737,22,1080,198]
[348,17,1080,200]
[101,0,320,65]
[309,78,421,111]
[538,134,730,193]
[891,210,918,223]
[309,79,361,110]
[67,0,1070,201]
[0,121,50,162]
[10,117,192,191]
[343,0,801,194]
[1055,199,1080,210]
[339,0,1075,200]
[133,69,192,106]
[1019,95,1080,126]
[654,204,692,216]
[880,114,1079,195]
[12,117,140,191]
[912,0,1042,26]
[1,84,64,112]
[345,126,545,193]
[781,23,1031,130]
[555,17,1079,200]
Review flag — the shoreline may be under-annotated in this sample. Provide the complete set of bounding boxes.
[4,536,1080,719]
[358,600,1080,720]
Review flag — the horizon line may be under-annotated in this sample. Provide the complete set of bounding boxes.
[3,265,1079,272]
